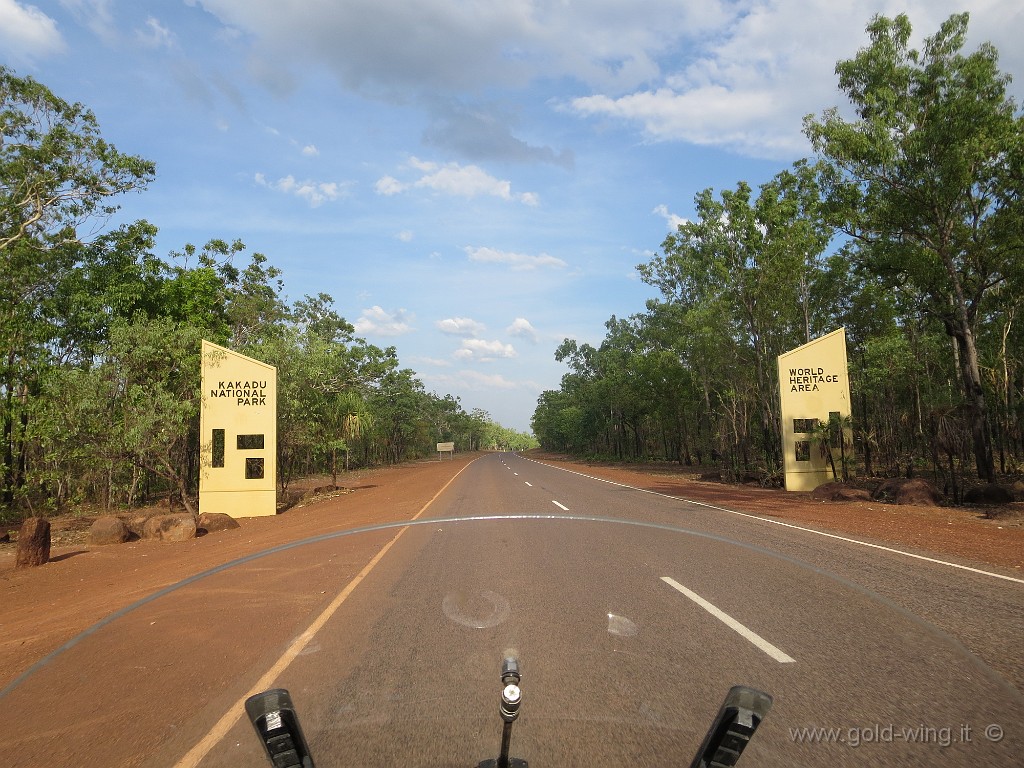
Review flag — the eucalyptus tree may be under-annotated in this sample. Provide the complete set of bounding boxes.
[639,166,831,470]
[1,67,154,506]
[804,12,1024,481]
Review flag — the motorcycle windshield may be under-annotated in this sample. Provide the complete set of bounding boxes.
[4,510,1021,767]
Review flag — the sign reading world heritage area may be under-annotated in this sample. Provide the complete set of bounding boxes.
[199,340,278,517]
[776,328,851,492]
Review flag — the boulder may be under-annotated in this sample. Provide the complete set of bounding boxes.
[15,517,50,568]
[872,477,942,506]
[142,513,197,542]
[126,513,153,539]
[197,512,240,534]
[88,516,131,545]
[963,485,1014,505]
[811,482,872,502]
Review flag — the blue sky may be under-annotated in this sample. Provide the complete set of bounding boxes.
[3,1,1022,432]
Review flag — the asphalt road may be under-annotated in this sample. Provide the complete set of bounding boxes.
[193,452,1024,766]
[7,452,1023,766]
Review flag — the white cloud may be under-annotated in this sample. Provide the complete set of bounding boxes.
[61,0,116,43]
[565,0,1014,159]
[453,338,517,362]
[0,0,65,59]
[178,1,1024,160]
[411,356,451,368]
[430,370,527,391]
[254,172,348,207]
[135,16,175,49]
[464,246,566,271]
[374,175,404,195]
[301,143,319,157]
[436,317,486,337]
[354,306,415,336]
[506,317,539,344]
[374,157,537,205]
[653,204,688,231]
[396,230,414,242]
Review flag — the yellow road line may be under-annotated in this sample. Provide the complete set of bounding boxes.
[174,457,478,768]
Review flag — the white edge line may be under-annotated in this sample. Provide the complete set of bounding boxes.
[552,500,569,511]
[525,458,1024,585]
[661,577,795,663]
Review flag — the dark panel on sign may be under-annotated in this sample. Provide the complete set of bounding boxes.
[237,434,265,450]
[245,457,265,479]
[795,441,811,462]
[212,429,225,468]
[793,418,817,434]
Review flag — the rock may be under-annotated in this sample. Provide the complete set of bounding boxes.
[197,512,240,534]
[963,485,1014,505]
[872,477,941,506]
[811,482,872,502]
[15,517,50,568]
[88,516,130,545]
[126,514,153,539]
[142,513,197,542]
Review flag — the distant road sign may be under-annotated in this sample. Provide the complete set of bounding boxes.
[437,442,455,452]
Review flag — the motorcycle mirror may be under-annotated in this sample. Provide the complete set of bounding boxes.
[245,688,316,768]
[689,685,773,768]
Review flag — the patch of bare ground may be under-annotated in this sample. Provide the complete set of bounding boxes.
[0,455,480,692]
[525,450,1024,573]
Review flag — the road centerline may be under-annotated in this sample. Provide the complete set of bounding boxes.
[661,576,796,663]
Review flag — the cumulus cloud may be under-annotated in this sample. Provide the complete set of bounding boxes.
[180,1,1024,159]
[189,0,723,95]
[453,339,517,362]
[254,172,348,207]
[653,204,688,231]
[354,306,415,336]
[436,317,486,337]
[464,246,566,271]
[375,157,537,205]
[0,0,66,59]
[396,230,414,242]
[300,143,319,157]
[565,0,1015,159]
[506,317,539,344]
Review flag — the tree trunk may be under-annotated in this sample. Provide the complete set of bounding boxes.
[950,323,995,482]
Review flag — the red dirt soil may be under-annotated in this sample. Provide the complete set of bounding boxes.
[2,450,1022,697]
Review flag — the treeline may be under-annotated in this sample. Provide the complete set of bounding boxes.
[0,66,534,519]
[532,13,1024,494]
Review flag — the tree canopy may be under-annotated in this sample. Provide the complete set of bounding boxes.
[1,68,532,518]
[533,12,1023,494]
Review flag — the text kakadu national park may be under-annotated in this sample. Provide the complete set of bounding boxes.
[209,380,269,406]
[787,368,840,393]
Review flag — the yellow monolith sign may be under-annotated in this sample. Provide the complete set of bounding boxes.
[777,328,851,492]
[199,340,277,517]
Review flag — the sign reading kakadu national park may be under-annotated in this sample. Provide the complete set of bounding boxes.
[776,328,852,492]
[199,340,278,517]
